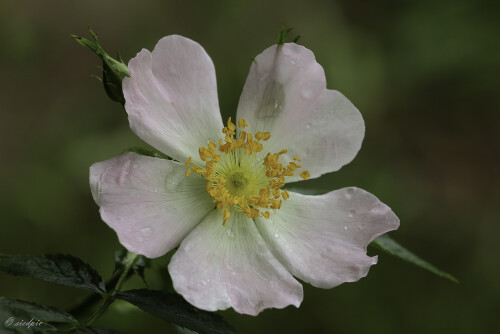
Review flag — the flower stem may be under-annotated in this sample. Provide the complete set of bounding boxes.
[85,297,113,326]
[85,252,139,326]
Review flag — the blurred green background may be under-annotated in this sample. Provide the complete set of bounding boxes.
[1,0,499,333]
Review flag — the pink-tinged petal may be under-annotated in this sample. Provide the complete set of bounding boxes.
[274,89,364,182]
[236,43,326,134]
[90,152,214,258]
[236,43,364,181]
[123,35,223,164]
[255,187,399,288]
[168,210,303,315]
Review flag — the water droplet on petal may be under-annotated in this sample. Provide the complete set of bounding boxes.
[343,225,348,231]
[274,100,279,109]
[140,227,153,236]
[118,168,129,184]
[306,123,311,129]
[274,233,280,239]
[169,65,177,75]
[132,164,138,169]
[300,81,323,99]
[369,204,390,215]
[345,188,355,199]
[290,59,296,65]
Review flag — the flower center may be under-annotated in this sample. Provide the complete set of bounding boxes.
[226,171,251,195]
[185,118,310,226]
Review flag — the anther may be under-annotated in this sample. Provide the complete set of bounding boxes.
[238,118,248,128]
[300,170,311,180]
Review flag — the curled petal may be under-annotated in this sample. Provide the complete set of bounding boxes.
[169,210,303,315]
[255,187,399,288]
[90,152,214,258]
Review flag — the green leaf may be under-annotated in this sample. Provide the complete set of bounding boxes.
[0,254,106,294]
[114,249,151,286]
[371,235,459,283]
[0,297,77,333]
[117,290,238,334]
[62,327,122,334]
[72,27,129,105]
[123,147,171,160]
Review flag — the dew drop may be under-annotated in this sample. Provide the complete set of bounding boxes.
[343,225,348,231]
[305,123,311,129]
[274,100,279,109]
[132,164,138,169]
[140,227,153,236]
[118,166,130,184]
[154,189,158,193]
[274,233,280,239]
[290,59,296,65]
[168,65,178,75]
[348,209,356,218]
[370,205,390,215]
[345,188,355,199]
[300,81,322,99]
[201,280,207,285]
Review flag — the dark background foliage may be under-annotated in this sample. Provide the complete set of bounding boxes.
[0,0,498,333]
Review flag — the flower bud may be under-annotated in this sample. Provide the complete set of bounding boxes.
[72,28,130,105]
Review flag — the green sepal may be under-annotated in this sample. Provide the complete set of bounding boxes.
[72,27,129,105]
[292,34,302,43]
[114,249,151,287]
[277,26,301,45]
[277,26,293,45]
[371,234,459,283]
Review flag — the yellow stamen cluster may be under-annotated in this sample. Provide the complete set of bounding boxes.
[185,118,310,226]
